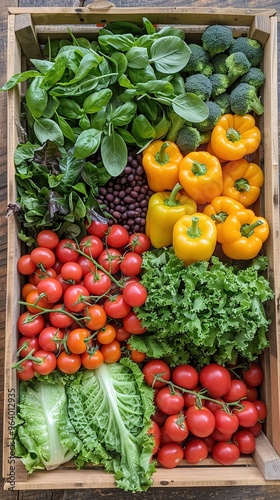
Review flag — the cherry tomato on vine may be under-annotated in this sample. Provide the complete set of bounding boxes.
[211,428,233,442]
[122,282,147,307]
[243,363,264,387]
[233,400,259,427]
[60,262,83,284]
[16,360,35,381]
[79,235,104,258]
[97,248,122,274]
[184,438,208,464]
[18,336,40,357]
[214,408,239,435]
[57,351,81,374]
[185,406,215,438]
[127,233,151,255]
[77,255,96,278]
[241,421,262,437]
[32,349,57,375]
[86,219,109,239]
[246,386,258,402]
[17,311,45,337]
[37,277,63,303]
[100,340,122,363]
[171,364,199,390]
[83,270,111,296]
[17,254,37,275]
[48,304,74,328]
[106,224,129,248]
[83,304,107,330]
[204,397,224,414]
[81,349,104,369]
[55,238,79,263]
[157,443,184,469]
[25,290,51,314]
[103,294,131,319]
[34,267,57,284]
[164,412,189,442]
[30,247,56,269]
[122,311,146,334]
[63,284,90,313]
[183,385,204,408]
[253,400,267,422]
[129,348,146,363]
[142,359,171,389]
[39,326,64,352]
[96,324,116,345]
[120,252,142,277]
[223,378,248,403]
[199,363,231,397]
[36,229,59,249]
[67,328,90,354]
[21,283,37,300]
[115,325,131,342]
[212,441,240,465]
[156,386,184,415]
[233,430,256,454]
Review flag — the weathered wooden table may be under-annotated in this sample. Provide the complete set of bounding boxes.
[0,1,279,499]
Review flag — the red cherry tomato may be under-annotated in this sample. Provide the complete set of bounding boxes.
[122,311,147,334]
[148,420,161,455]
[142,359,171,389]
[98,248,122,274]
[127,233,151,255]
[120,252,142,277]
[223,378,248,403]
[32,349,57,375]
[16,360,35,381]
[185,406,215,438]
[39,326,64,352]
[199,363,231,397]
[55,238,79,263]
[83,270,111,295]
[233,430,256,454]
[97,324,116,345]
[103,294,131,319]
[164,412,189,442]
[37,277,63,303]
[60,262,83,284]
[25,290,51,314]
[63,284,90,313]
[253,400,268,422]
[233,400,259,427]
[79,234,104,258]
[156,386,184,415]
[106,224,129,248]
[17,311,45,337]
[157,443,184,469]
[18,336,40,357]
[86,219,109,239]
[81,349,104,369]
[30,247,56,268]
[183,385,203,408]
[36,229,59,249]
[214,408,239,435]
[212,441,240,465]
[100,340,122,363]
[57,351,81,374]
[184,438,208,464]
[122,282,147,307]
[171,364,199,390]
[83,304,107,330]
[49,303,74,328]
[243,363,264,387]
[17,254,37,275]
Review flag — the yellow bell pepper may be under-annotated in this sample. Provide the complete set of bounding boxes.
[203,196,245,243]
[210,114,261,161]
[219,208,269,260]
[221,158,264,207]
[145,183,197,249]
[173,213,217,266]
[142,140,183,192]
[178,151,223,205]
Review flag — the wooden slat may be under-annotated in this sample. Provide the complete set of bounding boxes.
[14,13,43,60]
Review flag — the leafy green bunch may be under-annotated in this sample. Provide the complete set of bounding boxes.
[1,18,208,177]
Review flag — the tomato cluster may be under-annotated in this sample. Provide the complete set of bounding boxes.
[144,360,266,468]
[15,223,151,380]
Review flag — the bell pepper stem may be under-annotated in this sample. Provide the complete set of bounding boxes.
[241,219,264,237]
[226,127,241,143]
[155,142,170,165]
[211,211,228,223]
[192,160,207,176]
[187,216,202,239]
[234,177,250,192]
[164,183,183,207]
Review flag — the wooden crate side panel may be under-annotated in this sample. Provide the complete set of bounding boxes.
[3,14,23,482]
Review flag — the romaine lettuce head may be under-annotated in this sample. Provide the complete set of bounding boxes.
[66,357,156,492]
[15,375,82,473]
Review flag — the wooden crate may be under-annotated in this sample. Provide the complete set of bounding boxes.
[3,1,280,491]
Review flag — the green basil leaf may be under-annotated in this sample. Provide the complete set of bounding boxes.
[90,108,107,130]
[39,54,69,90]
[26,78,48,118]
[101,132,127,177]
[135,80,174,96]
[58,97,83,119]
[62,52,103,85]
[30,59,54,75]
[116,128,136,145]
[103,21,141,35]
[73,182,87,195]
[0,71,41,91]
[79,115,91,130]
[98,33,135,52]
[110,101,137,126]
[73,195,87,219]
[42,95,60,118]
[50,74,114,97]
[73,129,102,159]
[118,74,135,89]
[128,65,156,84]
[154,112,170,139]
[150,36,191,73]
[126,47,149,69]
[171,74,187,95]
[33,117,64,146]
[118,89,137,103]
[172,93,209,123]
[143,17,157,35]
[56,114,76,142]
[14,142,40,166]
[137,98,159,122]
[132,115,156,141]
[83,88,112,114]
[157,26,185,39]
[81,162,99,189]
[110,52,127,75]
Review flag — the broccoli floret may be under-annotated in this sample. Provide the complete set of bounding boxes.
[240,67,265,91]
[175,126,211,155]
[210,53,229,75]
[185,74,212,101]
[229,36,263,66]
[213,92,231,115]
[166,110,191,143]
[225,51,251,85]
[186,44,213,76]
[201,24,234,58]
[230,82,264,116]
[195,101,222,133]
[209,73,230,97]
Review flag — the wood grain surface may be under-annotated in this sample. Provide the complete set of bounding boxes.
[0,1,279,499]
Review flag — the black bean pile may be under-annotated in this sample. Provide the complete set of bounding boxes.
[97,150,154,234]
